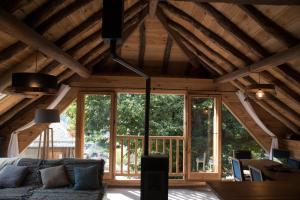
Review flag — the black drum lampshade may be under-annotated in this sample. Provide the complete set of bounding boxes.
[34,109,60,124]
[11,73,58,95]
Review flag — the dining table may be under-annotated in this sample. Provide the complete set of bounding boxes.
[207,181,300,200]
[240,159,300,181]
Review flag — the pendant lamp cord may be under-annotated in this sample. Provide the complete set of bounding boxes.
[35,51,38,73]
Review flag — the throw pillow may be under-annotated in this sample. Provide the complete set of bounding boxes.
[74,165,100,190]
[0,165,28,188]
[40,165,70,188]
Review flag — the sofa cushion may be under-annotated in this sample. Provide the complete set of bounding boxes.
[63,159,104,186]
[40,165,70,188]
[0,186,35,200]
[17,158,42,186]
[28,188,105,200]
[0,165,28,188]
[74,165,100,190]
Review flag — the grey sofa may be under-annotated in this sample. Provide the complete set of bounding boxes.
[0,158,105,200]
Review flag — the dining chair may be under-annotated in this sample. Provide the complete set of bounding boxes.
[272,149,290,164]
[288,158,300,169]
[233,150,252,159]
[249,165,264,182]
[232,158,246,181]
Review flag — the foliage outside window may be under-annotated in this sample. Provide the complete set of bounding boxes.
[83,95,111,172]
[117,93,184,136]
[190,97,215,172]
[221,104,265,178]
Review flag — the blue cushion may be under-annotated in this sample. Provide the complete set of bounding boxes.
[74,165,100,190]
[0,165,28,188]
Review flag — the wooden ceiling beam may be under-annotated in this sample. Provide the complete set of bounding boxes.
[161,7,300,133]
[161,35,173,74]
[0,8,91,77]
[197,2,300,87]
[36,0,93,34]
[0,0,77,65]
[24,0,65,28]
[159,1,252,64]
[215,43,300,83]
[157,7,211,77]
[149,0,159,18]
[164,13,236,71]
[239,5,299,47]
[138,22,146,69]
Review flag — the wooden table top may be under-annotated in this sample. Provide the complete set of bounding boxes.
[240,159,300,181]
[207,181,300,200]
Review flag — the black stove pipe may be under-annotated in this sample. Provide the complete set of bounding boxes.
[110,39,151,156]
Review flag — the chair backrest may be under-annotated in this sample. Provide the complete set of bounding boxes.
[288,158,300,169]
[233,150,252,159]
[272,149,290,164]
[249,165,264,182]
[232,158,244,181]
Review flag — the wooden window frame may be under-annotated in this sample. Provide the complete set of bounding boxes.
[187,94,222,181]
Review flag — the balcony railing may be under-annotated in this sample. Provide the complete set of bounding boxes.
[115,135,185,177]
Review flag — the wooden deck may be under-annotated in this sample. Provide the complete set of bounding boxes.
[106,187,219,200]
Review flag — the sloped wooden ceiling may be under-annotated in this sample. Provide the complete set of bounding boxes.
[0,0,299,155]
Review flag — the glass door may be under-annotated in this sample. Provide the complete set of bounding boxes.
[187,96,221,180]
[78,93,115,179]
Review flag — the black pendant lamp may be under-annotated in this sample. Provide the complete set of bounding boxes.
[11,52,58,95]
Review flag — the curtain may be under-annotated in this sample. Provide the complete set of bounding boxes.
[7,84,71,158]
[236,91,278,159]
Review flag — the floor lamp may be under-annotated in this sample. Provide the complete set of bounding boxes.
[34,109,60,160]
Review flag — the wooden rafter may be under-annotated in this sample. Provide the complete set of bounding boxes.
[0,0,69,65]
[215,43,300,83]
[149,0,159,18]
[197,3,300,86]
[161,35,173,74]
[24,0,65,28]
[138,22,146,69]
[164,12,236,72]
[239,5,299,47]
[159,2,300,107]
[157,7,211,77]
[36,0,93,34]
[159,6,300,134]
[159,1,252,64]
[0,8,91,77]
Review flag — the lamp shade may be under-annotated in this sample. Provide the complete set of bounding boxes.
[34,109,60,123]
[12,73,58,95]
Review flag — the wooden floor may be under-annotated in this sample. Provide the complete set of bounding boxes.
[106,187,219,200]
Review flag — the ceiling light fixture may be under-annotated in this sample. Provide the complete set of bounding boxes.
[11,52,58,95]
[246,73,275,100]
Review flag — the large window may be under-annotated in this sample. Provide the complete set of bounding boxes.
[115,93,184,177]
[83,94,112,172]
[222,104,265,178]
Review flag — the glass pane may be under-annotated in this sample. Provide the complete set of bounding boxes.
[222,104,265,178]
[20,99,76,159]
[191,97,215,172]
[115,93,184,178]
[84,95,111,172]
